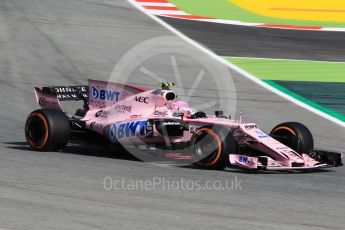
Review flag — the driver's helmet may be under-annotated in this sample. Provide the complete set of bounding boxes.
[168,101,197,117]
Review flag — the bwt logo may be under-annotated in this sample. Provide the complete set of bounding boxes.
[92,86,120,102]
[239,156,248,163]
[109,120,148,142]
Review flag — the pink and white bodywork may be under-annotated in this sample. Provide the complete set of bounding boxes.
[33,80,343,171]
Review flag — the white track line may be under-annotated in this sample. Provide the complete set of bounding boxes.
[224,56,345,64]
[146,10,189,15]
[321,27,345,32]
[139,3,175,7]
[128,0,345,128]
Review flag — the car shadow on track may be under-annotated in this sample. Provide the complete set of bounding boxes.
[5,142,140,162]
[5,142,333,174]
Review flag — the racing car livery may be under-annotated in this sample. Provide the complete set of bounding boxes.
[25,80,343,171]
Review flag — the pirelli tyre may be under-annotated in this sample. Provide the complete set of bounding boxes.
[25,109,70,151]
[191,125,237,170]
[270,122,314,155]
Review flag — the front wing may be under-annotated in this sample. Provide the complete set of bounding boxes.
[229,150,343,171]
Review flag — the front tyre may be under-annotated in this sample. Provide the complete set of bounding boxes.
[25,109,70,151]
[270,122,314,154]
[191,126,237,170]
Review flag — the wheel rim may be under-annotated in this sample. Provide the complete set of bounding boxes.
[192,128,222,166]
[25,113,49,149]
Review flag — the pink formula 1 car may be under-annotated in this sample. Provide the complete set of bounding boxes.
[25,80,343,171]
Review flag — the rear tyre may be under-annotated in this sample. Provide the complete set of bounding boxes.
[191,125,237,170]
[25,109,70,151]
[270,122,314,154]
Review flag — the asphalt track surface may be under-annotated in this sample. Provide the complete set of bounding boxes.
[0,0,344,229]
[160,16,345,62]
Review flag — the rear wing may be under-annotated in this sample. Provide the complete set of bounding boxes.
[41,86,88,101]
[34,86,88,111]
[34,79,148,111]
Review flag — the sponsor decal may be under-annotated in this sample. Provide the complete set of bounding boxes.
[95,110,108,118]
[91,86,120,102]
[244,124,257,130]
[276,146,290,150]
[56,93,88,100]
[151,89,163,95]
[38,97,58,106]
[146,123,153,137]
[114,104,132,113]
[50,86,88,101]
[53,86,87,93]
[90,122,103,131]
[95,110,103,117]
[189,126,197,133]
[165,153,192,159]
[108,120,148,142]
[134,96,149,104]
[153,110,168,116]
[239,156,248,163]
[255,131,269,139]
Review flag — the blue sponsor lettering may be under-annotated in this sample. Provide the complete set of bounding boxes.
[117,123,125,139]
[109,123,117,141]
[92,86,120,102]
[151,89,162,95]
[255,131,269,139]
[126,121,139,137]
[109,120,148,142]
[239,156,248,163]
[92,86,99,99]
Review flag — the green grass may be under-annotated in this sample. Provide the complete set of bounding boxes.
[225,57,345,83]
[225,56,345,122]
[170,0,345,28]
[264,80,345,122]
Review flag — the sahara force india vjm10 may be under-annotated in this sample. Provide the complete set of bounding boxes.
[25,80,343,171]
